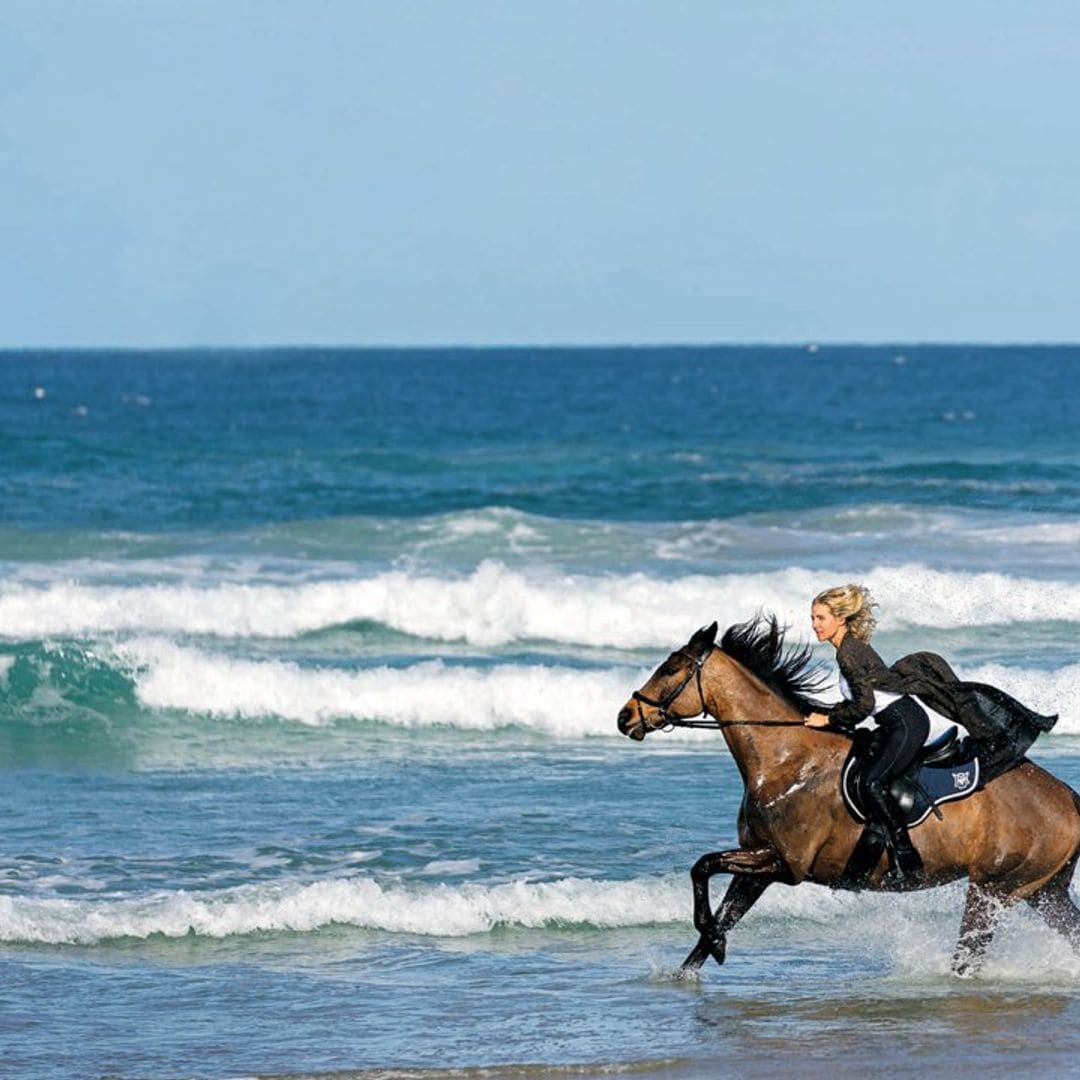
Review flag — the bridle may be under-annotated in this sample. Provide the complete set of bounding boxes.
[631,645,808,732]
[632,646,715,730]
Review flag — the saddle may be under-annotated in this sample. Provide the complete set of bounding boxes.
[841,725,981,828]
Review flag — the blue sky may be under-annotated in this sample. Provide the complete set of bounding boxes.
[3,1,1079,346]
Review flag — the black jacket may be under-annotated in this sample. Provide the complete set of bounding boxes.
[825,634,895,733]
[825,633,1057,765]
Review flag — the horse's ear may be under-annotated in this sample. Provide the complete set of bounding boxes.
[689,621,718,654]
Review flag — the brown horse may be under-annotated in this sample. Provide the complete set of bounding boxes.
[617,616,1080,977]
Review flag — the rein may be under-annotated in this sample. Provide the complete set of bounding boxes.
[663,717,809,731]
[632,645,810,732]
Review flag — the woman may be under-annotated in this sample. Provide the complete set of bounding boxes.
[804,584,927,887]
[804,582,1058,889]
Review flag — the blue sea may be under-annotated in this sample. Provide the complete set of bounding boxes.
[2,346,1080,1080]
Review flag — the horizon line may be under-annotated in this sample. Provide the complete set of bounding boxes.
[2,339,1079,354]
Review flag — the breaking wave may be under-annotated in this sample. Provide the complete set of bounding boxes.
[3,638,1078,739]
[1,561,1079,647]
[114,638,647,736]
[10,870,1078,983]
[0,874,689,944]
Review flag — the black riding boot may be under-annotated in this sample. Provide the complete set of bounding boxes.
[864,780,924,889]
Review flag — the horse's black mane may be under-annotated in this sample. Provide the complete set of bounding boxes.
[720,613,829,717]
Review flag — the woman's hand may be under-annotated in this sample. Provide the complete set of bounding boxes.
[804,712,831,728]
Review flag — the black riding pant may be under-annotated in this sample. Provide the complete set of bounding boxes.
[863,696,931,792]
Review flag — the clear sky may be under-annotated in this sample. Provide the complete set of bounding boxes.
[3,1,1079,347]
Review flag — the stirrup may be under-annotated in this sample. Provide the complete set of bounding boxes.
[882,844,924,889]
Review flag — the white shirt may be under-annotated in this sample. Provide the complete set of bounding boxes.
[838,671,902,716]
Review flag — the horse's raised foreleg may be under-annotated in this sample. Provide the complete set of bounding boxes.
[952,881,1008,977]
[681,845,784,973]
[1025,861,1080,952]
[681,872,773,972]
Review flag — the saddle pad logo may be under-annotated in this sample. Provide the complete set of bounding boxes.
[952,770,972,790]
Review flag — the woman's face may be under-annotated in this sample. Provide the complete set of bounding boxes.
[811,603,845,644]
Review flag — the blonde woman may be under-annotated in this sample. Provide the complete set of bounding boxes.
[805,583,1059,888]
[805,584,930,886]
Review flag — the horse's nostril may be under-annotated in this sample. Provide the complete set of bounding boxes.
[617,706,633,733]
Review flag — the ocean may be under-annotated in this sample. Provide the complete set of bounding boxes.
[1,345,1079,1079]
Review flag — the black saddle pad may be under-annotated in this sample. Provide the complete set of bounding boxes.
[841,727,981,828]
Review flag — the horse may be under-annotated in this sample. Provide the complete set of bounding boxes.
[616,616,1080,977]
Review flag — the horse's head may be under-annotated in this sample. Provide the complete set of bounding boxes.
[618,621,718,740]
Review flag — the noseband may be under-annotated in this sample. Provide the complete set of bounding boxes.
[632,646,715,730]
[631,646,808,732]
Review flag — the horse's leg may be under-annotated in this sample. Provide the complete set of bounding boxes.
[681,872,773,973]
[681,845,783,973]
[1025,860,1080,952]
[689,846,784,956]
[952,881,1008,977]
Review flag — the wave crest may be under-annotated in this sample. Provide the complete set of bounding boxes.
[115,639,648,736]
[4,638,1078,739]
[2,561,1080,647]
[0,874,688,944]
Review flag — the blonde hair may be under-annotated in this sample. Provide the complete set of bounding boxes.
[813,583,878,642]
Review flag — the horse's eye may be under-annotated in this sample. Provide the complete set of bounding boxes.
[660,661,681,676]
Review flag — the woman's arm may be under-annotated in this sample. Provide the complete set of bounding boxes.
[825,675,875,733]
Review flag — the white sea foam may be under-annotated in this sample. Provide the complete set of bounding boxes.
[114,638,652,737]
[418,859,483,877]
[974,520,1080,546]
[2,561,1080,647]
[0,871,975,947]
[0,873,689,944]
[4,869,1078,981]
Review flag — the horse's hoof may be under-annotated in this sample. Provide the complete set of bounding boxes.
[680,945,709,972]
[882,868,925,892]
[951,955,979,979]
